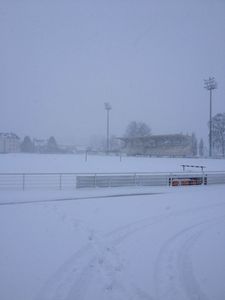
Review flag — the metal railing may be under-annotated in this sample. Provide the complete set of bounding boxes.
[0,173,77,191]
[0,171,225,190]
[76,173,170,188]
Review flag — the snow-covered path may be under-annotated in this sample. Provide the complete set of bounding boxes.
[1,185,225,300]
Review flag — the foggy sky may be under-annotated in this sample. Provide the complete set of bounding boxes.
[1,0,225,145]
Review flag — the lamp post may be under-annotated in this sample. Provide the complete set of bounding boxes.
[104,102,112,154]
[204,77,217,157]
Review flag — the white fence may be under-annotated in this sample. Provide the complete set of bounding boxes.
[0,171,225,190]
[0,173,77,191]
[76,173,170,188]
[206,172,225,185]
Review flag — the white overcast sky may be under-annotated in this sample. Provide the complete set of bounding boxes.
[1,0,225,144]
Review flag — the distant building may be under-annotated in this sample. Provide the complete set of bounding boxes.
[119,134,194,157]
[0,133,20,153]
[33,138,46,153]
[58,144,77,153]
[75,145,88,154]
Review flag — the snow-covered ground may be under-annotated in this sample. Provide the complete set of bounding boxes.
[0,154,225,300]
[1,153,225,173]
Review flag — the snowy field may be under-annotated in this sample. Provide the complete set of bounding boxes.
[1,153,225,173]
[0,154,225,300]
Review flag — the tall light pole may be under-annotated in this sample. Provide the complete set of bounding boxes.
[104,102,112,154]
[204,77,217,157]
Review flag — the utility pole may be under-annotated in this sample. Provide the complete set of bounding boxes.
[204,77,217,157]
[104,102,112,154]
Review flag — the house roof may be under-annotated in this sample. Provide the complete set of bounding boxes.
[118,133,191,142]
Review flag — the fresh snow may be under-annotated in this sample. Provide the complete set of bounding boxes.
[0,154,225,300]
[1,153,225,173]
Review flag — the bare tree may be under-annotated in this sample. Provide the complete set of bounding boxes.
[199,138,204,157]
[191,133,198,156]
[124,121,151,138]
[211,113,225,156]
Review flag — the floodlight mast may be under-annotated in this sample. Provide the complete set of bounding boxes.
[204,77,217,157]
[104,102,112,154]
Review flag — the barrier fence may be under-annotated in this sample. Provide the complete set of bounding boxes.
[0,171,225,190]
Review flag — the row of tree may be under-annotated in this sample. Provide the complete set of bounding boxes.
[21,136,60,153]
[20,113,225,156]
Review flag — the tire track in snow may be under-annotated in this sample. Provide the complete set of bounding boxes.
[154,216,225,300]
[36,204,156,300]
[179,217,225,300]
[36,198,225,300]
